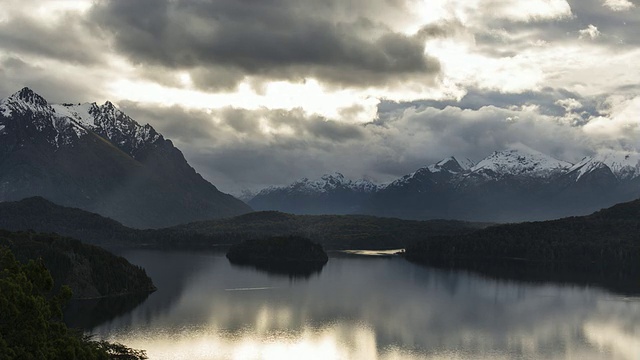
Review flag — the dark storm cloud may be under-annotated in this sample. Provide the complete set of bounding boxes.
[0,56,104,103]
[375,87,603,124]
[119,101,219,143]
[115,101,371,190]
[121,100,364,144]
[116,100,604,193]
[189,67,246,92]
[190,145,327,190]
[89,0,442,88]
[0,13,104,66]
[368,104,592,174]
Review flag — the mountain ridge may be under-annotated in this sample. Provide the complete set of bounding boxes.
[0,87,251,228]
[249,146,640,222]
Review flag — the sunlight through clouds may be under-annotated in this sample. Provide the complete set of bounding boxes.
[1,0,640,190]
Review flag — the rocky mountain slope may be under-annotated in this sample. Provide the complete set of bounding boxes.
[0,88,251,228]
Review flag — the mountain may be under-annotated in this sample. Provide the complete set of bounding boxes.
[249,172,381,214]
[568,150,640,181]
[469,146,571,180]
[249,146,640,222]
[0,88,251,228]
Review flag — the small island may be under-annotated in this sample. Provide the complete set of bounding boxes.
[226,236,329,276]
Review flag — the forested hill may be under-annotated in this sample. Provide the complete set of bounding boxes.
[0,230,155,299]
[159,211,489,249]
[405,198,640,269]
[0,196,136,245]
[0,197,488,250]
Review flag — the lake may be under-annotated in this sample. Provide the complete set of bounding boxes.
[74,250,640,360]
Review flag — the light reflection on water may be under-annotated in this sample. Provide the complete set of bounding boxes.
[86,250,640,360]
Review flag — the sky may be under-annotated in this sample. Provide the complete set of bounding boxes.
[0,0,639,193]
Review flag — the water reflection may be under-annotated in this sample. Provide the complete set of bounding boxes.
[88,250,640,360]
[227,261,325,279]
[65,292,150,330]
[412,258,640,296]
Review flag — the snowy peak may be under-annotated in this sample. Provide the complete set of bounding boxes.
[472,147,571,179]
[50,102,99,129]
[0,88,87,146]
[1,87,52,118]
[53,100,161,156]
[89,101,162,156]
[570,151,640,181]
[320,172,347,185]
[11,87,48,107]
[428,156,475,173]
[258,172,381,196]
[352,178,380,192]
[456,157,475,171]
[1,88,163,155]
[389,156,474,188]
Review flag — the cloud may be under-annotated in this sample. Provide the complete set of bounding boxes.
[115,89,632,193]
[377,87,602,119]
[579,25,601,39]
[0,0,639,193]
[582,96,640,141]
[117,102,370,189]
[89,0,443,89]
[603,0,636,11]
[0,56,106,103]
[0,1,104,66]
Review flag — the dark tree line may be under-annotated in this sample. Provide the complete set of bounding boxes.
[406,198,640,271]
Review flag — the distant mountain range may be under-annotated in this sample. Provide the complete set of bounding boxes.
[249,146,640,222]
[0,88,251,228]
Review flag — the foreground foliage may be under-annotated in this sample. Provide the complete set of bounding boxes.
[0,247,147,360]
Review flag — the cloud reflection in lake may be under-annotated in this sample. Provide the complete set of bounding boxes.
[89,250,640,360]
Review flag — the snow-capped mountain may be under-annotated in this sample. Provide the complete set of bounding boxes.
[254,172,381,198]
[430,156,474,172]
[0,88,85,147]
[0,87,251,228]
[51,101,162,158]
[249,172,382,215]
[0,87,166,159]
[470,146,571,179]
[250,146,640,222]
[388,157,474,189]
[569,150,640,181]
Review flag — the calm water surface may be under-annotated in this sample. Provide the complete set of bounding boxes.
[85,250,640,360]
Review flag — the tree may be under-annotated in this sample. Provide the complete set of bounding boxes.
[0,247,147,360]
